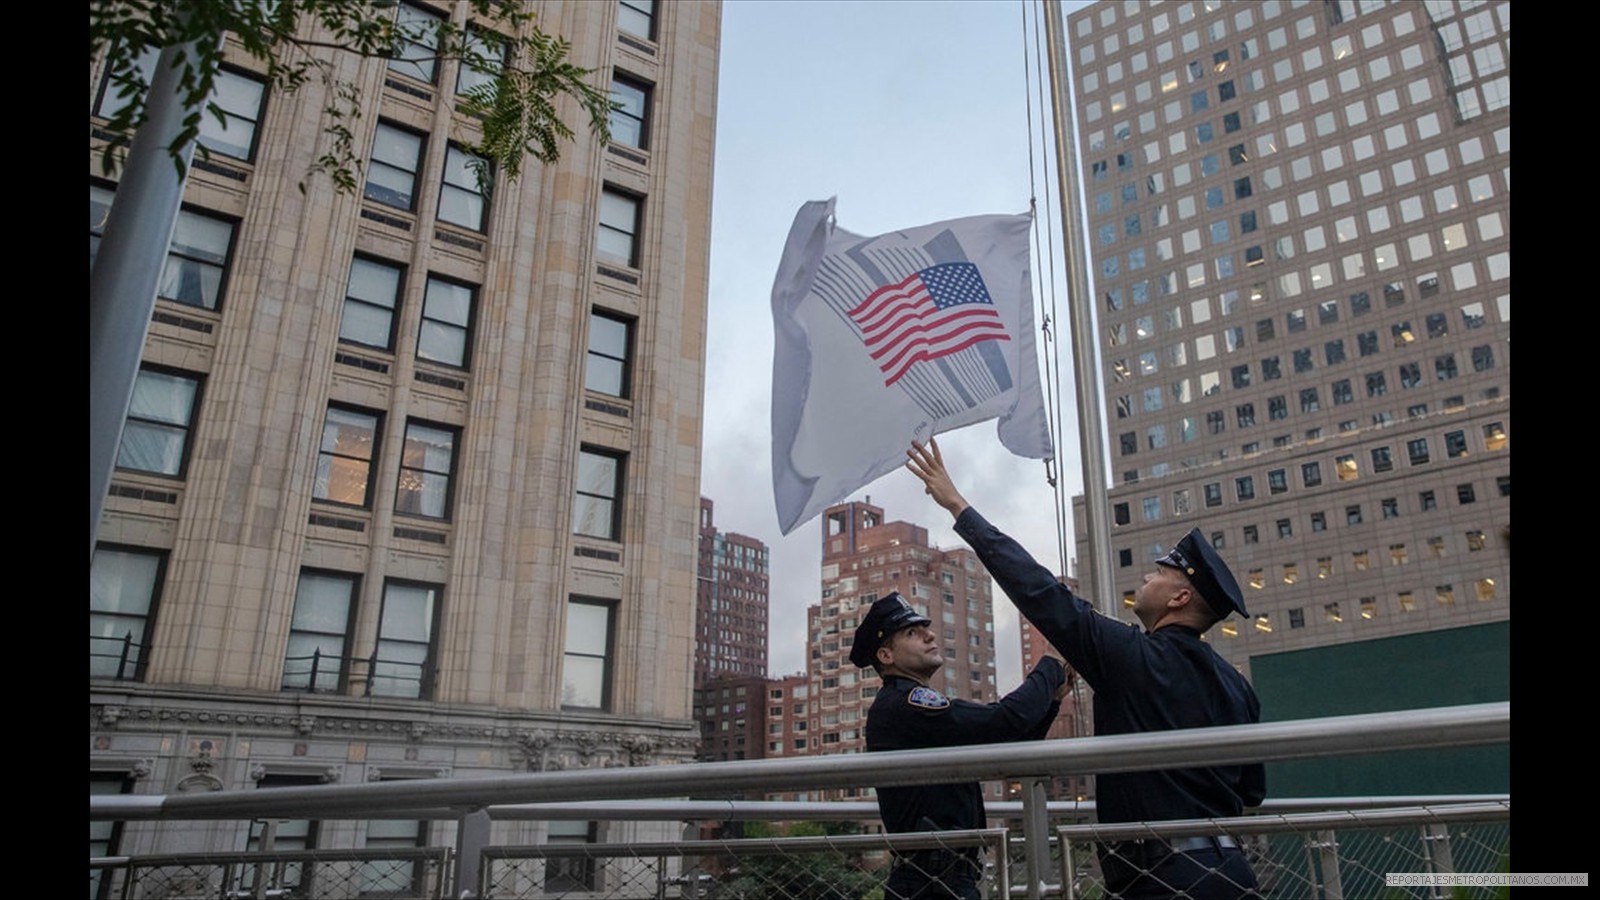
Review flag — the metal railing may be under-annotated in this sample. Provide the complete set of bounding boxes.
[89,702,1509,899]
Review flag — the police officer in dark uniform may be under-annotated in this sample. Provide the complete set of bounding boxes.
[854,592,1069,900]
[907,438,1266,899]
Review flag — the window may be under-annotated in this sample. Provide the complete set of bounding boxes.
[1435,354,1459,382]
[1268,395,1288,420]
[197,70,268,162]
[1261,356,1282,380]
[1299,388,1320,413]
[598,188,642,267]
[362,794,429,896]
[1113,502,1131,526]
[456,26,505,97]
[117,368,200,477]
[1366,371,1388,397]
[1382,498,1400,520]
[314,407,382,508]
[574,448,625,539]
[1293,348,1314,373]
[1203,482,1223,507]
[609,74,651,148]
[1420,490,1437,511]
[1346,505,1363,526]
[1235,475,1255,501]
[1301,462,1322,487]
[371,580,441,699]
[1236,403,1256,428]
[90,546,165,680]
[1331,379,1353,405]
[417,276,475,368]
[438,145,490,231]
[563,599,614,709]
[1335,454,1358,481]
[395,421,458,519]
[388,2,443,83]
[282,571,357,693]
[339,257,403,349]
[1484,422,1508,451]
[1120,432,1138,455]
[1445,430,1469,459]
[1311,511,1327,532]
[365,123,425,211]
[1457,483,1477,504]
[1371,446,1394,473]
[158,207,236,310]
[1398,362,1422,389]
[1206,412,1225,435]
[1275,518,1292,538]
[91,773,134,898]
[618,0,656,40]
[1231,365,1251,389]
[586,311,633,397]
[244,776,320,896]
[1243,525,1259,544]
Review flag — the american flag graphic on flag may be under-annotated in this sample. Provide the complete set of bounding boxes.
[848,262,1009,387]
[769,199,1053,535]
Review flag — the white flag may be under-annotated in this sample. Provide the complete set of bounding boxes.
[770,199,1054,535]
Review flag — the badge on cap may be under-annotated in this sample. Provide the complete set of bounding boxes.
[908,686,950,710]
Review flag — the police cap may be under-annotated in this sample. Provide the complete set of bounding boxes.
[849,592,932,668]
[1155,527,1250,619]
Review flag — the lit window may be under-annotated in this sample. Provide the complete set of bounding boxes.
[314,407,382,508]
[1390,543,1408,565]
[365,122,425,211]
[1324,602,1342,623]
[1282,563,1298,584]
[90,546,165,681]
[438,145,490,231]
[1335,454,1359,481]
[1435,584,1456,607]
[1475,579,1496,602]
[117,368,200,477]
[1483,422,1507,451]
[1360,597,1377,620]
[574,448,625,539]
[395,421,458,519]
[1398,591,1417,612]
[372,581,441,699]
[563,599,615,710]
[417,276,476,368]
[1248,568,1265,589]
[282,570,357,693]
[1445,430,1469,458]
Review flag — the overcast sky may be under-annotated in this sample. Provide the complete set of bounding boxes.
[703,0,1096,687]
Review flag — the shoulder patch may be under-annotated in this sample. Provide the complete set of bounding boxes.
[907,686,950,710]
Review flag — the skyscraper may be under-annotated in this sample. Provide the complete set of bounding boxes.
[1066,0,1509,678]
[805,500,1001,802]
[91,0,720,870]
[696,497,771,683]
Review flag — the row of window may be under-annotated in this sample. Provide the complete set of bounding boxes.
[115,370,630,540]
[1212,576,1501,639]
[91,547,622,711]
[1113,421,1508,526]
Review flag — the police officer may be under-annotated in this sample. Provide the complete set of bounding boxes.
[855,592,1069,900]
[907,438,1266,899]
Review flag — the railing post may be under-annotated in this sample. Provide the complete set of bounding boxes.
[1311,829,1342,900]
[455,807,491,899]
[308,648,321,691]
[1059,833,1079,900]
[1020,777,1050,898]
[1422,823,1453,900]
[118,633,134,680]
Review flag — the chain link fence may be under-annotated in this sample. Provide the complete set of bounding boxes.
[1058,803,1511,899]
[481,828,1010,899]
[90,847,448,899]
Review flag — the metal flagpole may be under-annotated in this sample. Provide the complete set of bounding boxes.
[1042,0,1118,615]
[89,39,206,560]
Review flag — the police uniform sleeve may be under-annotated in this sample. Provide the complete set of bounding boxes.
[954,507,1145,692]
[887,657,1066,749]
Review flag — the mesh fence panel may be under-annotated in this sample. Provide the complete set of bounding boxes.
[482,830,1011,899]
[1062,810,1510,899]
[97,848,446,899]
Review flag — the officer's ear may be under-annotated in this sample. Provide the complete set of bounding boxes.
[875,641,896,668]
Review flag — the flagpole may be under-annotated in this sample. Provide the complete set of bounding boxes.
[1043,0,1117,617]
